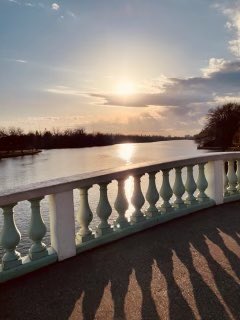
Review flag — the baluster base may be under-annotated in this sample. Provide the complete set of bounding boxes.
[174,202,186,209]
[185,197,198,206]
[114,218,130,229]
[29,243,48,260]
[29,250,48,261]
[197,194,209,202]
[145,208,159,218]
[159,204,173,213]
[76,232,95,244]
[227,188,237,195]
[130,211,145,223]
[224,190,230,197]
[96,226,113,237]
[2,251,22,271]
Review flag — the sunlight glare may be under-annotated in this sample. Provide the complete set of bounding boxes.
[115,80,136,96]
[118,143,135,164]
[125,176,134,220]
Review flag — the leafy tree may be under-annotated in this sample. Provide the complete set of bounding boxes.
[195,103,240,149]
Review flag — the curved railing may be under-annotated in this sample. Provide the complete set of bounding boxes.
[1,152,240,282]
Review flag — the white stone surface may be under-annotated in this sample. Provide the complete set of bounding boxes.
[48,191,76,261]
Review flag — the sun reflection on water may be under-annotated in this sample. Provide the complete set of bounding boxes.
[118,143,135,164]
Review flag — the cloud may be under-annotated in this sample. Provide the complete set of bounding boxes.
[8,0,20,4]
[44,58,240,135]
[201,58,227,77]
[214,1,240,56]
[51,3,60,11]
[4,58,28,64]
[15,59,27,63]
[91,59,240,107]
[67,10,76,18]
[89,58,240,130]
[25,2,34,7]
[46,86,88,97]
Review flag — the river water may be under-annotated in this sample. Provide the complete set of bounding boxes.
[0,140,207,256]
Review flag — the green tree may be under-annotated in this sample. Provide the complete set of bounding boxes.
[195,103,240,149]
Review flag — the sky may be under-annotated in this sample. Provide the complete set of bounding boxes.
[0,0,240,135]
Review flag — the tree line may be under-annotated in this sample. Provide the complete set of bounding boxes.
[0,127,189,151]
[195,103,240,150]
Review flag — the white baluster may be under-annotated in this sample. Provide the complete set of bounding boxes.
[227,160,237,195]
[236,160,240,192]
[114,179,129,229]
[76,186,94,243]
[160,169,173,213]
[173,167,186,209]
[185,165,197,205]
[29,197,48,260]
[146,171,159,218]
[96,182,113,236]
[197,163,209,202]
[0,204,22,270]
[131,174,145,223]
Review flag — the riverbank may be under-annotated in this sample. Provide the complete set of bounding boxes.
[0,127,192,151]
[197,145,240,151]
[0,149,42,159]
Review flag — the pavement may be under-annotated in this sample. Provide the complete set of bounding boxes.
[1,202,240,320]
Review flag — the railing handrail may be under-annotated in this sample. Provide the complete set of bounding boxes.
[0,152,240,206]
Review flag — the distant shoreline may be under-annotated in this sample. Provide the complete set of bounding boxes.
[197,145,240,151]
[0,139,195,159]
[0,149,42,159]
[0,128,194,157]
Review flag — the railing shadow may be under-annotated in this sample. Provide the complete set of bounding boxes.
[1,202,240,320]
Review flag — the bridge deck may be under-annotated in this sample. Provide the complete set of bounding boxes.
[1,202,240,320]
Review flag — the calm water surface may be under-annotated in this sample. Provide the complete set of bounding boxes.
[0,140,205,189]
[0,140,207,256]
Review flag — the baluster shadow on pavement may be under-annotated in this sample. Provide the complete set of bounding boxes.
[0,202,240,319]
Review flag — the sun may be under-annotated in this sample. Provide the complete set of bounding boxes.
[115,80,136,96]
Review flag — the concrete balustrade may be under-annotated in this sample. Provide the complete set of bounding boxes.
[1,152,240,283]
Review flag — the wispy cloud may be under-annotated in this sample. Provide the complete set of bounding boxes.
[46,86,88,97]
[25,2,34,7]
[51,3,60,11]
[15,59,28,63]
[8,0,20,4]
[67,10,76,18]
[6,0,78,20]
[4,58,28,64]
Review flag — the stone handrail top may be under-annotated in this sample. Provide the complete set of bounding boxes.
[0,151,239,206]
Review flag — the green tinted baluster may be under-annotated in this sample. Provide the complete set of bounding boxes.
[114,179,129,228]
[227,160,237,195]
[131,174,145,223]
[160,169,173,213]
[76,186,94,243]
[173,167,186,209]
[185,165,197,205]
[0,204,22,270]
[96,182,113,236]
[224,162,229,196]
[197,163,209,202]
[29,197,48,260]
[236,160,240,192]
[146,171,159,218]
